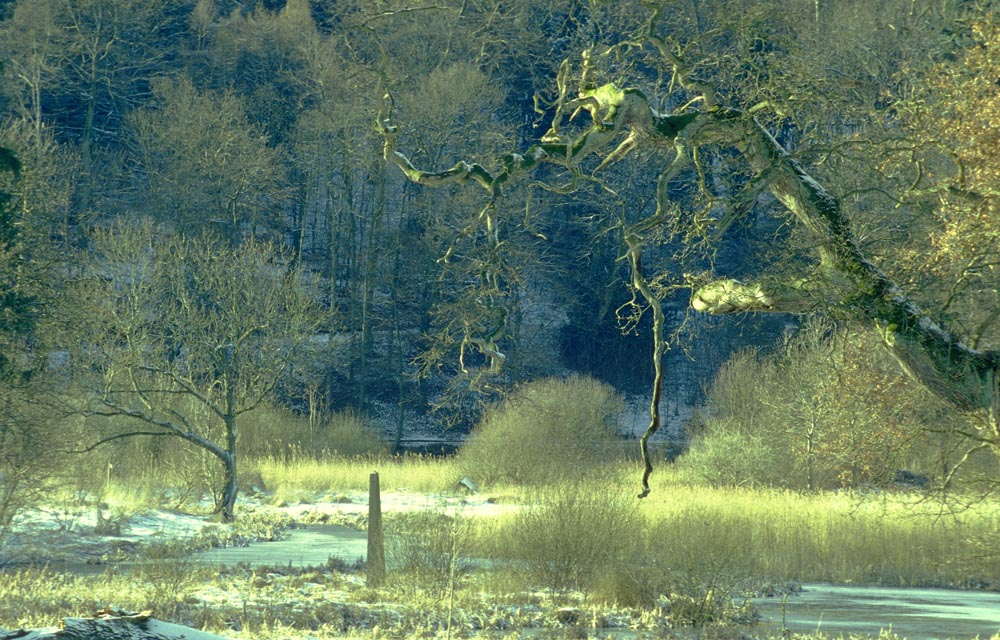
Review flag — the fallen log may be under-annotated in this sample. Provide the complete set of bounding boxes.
[0,610,231,640]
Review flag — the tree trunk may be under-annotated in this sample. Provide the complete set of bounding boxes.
[390,196,408,452]
[77,76,97,220]
[218,379,238,522]
[218,448,237,523]
[219,351,239,523]
[357,159,386,408]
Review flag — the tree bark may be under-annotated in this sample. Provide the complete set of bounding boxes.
[220,348,239,523]
[217,447,237,523]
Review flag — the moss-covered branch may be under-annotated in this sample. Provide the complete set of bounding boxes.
[376,85,700,197]
[711,112,1000,415]
[691,277,821,314]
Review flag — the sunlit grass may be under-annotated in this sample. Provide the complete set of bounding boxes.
[634,476,1000,587]
[250,455,464,499]
[470,463,1000,589]
[40,453,1000,592]
[4,453,1000,639]
[85,453,1000,589]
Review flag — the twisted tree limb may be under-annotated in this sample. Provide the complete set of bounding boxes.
[376,54,1000,493]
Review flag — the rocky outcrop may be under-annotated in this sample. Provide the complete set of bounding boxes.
[0,610,230,640]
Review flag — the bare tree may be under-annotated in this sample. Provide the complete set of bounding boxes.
[63,222,326,521]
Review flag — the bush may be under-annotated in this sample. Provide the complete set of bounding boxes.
[680,322,938,490]
[679,424,786,488]
[386,511,469,589]
[492,480,644,593]
[457,375,624,486]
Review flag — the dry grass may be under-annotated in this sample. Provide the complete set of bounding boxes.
[63,446,1000,592]
[473,464,1000,590]
[4,459,999,640]
[251,455,462,500]
[640,468,1000,587]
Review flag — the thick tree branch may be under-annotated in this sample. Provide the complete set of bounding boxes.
[691,278,821,314]
[73,430,177,454]
[92,400,231,463]
[715,111,1000,413]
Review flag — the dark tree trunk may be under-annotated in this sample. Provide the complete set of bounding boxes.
[218,376,238,522]
[217,449,238,523]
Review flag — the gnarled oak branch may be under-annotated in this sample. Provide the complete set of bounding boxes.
[376,53,1000,493]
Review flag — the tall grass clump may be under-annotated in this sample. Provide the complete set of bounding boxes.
[253,456,460,497]
[488,479,645,594]
[635,480,1000,588]
[241,406,388,461]
[457,375,624,486]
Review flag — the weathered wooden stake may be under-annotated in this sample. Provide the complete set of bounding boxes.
[367,471,385,587]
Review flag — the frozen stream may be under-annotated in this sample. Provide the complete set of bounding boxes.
[754,583,1000,639]
[193,524,367,568]
[193,529,1000,639]
[7,501,999,639]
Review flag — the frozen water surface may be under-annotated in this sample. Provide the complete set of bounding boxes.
[755,583,1000,639]
[192,524,367,568]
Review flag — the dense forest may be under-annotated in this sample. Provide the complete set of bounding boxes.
[0,0,997,523]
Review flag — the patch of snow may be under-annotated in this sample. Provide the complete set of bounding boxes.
[10,505,212,541]
[120,510,217,539]
[271,491,519,520]
[143,619,233,640]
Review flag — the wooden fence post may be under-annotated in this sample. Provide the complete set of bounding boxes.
[367,471,385,587]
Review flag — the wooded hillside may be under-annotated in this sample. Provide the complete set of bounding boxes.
[0,0,996,511]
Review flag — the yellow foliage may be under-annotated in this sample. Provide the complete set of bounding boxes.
[893,16,1000,348]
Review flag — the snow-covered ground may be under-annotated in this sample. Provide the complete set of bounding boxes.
[260,488,518,521]
[1,503,217,566]
[0,489,518,568]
